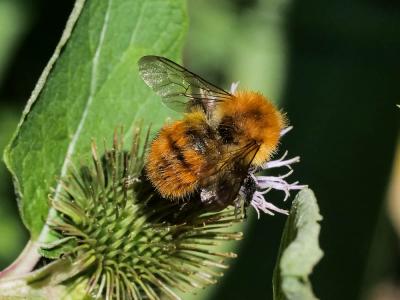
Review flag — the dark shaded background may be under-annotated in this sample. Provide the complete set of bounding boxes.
[1,0,400,299]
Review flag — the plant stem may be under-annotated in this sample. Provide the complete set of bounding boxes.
[0,240,40,280]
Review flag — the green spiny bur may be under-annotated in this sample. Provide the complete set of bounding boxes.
[45,127,243,300]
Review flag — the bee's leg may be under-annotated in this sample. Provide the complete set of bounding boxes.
[124,175,141,187]
[234,174,257,219]
[200,187,232,212]
[242,174,257,207]
[200,188,217,204]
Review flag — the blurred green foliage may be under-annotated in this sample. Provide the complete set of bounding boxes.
[1,0,399,299]
[0,0,33,269]
[185,0,289,102]
[0,108,26,268]
[0,0,30,83]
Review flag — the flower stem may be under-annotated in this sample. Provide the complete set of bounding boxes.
[0,240,41,280]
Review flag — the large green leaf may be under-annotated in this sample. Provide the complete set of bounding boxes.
[273,188,323,300]
[3,0,187,243]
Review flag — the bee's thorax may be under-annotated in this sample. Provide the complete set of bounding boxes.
[214,90,286,165]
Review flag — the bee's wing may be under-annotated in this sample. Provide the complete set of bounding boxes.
[202,142,260,210]
[138,55,233,117]
[221,142,260,201]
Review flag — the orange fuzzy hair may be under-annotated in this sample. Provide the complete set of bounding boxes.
[214,90,286,166]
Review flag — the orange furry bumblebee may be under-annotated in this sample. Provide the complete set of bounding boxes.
[138,56,285,209]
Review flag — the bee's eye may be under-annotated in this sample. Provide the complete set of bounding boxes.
[217,117,236,144]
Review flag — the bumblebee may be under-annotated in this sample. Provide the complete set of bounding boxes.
[138,56,286,210]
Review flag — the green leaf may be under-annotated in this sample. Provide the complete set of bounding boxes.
[273,188,323,300]
[3,0,187,244]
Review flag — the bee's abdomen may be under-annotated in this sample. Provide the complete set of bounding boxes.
[145,113,212,199]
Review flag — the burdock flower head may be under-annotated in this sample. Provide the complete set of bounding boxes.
[45,127,244,300]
